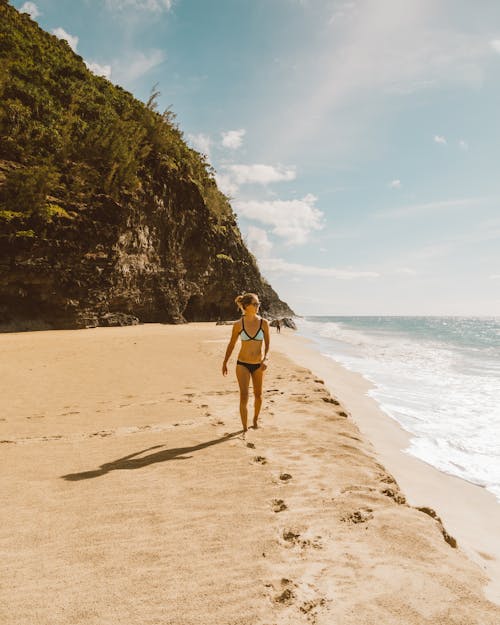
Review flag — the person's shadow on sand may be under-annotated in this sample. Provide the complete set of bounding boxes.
[61,430,243,481]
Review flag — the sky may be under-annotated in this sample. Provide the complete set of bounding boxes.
[11,0,500,315]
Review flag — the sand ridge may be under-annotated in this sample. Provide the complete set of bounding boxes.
[1,323,499,624]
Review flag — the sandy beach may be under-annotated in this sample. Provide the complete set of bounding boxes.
[1,323,500,625]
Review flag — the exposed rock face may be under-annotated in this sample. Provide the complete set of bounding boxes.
[0,166,293,330]
[0,2,293,331]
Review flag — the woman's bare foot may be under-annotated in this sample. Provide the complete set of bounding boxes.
[252,418,259,429]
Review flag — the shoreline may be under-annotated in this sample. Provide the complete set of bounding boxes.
[274,328,500,605]
[1,322,500,624]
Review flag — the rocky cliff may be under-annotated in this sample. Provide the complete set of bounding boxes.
[0,1,293,330]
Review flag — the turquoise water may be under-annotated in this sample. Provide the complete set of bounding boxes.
[297,316,500,502]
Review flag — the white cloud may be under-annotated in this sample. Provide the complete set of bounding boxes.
[490,274,500,280]
[20,2,40,19]
[246,226,273,258]
[105,0,173,11]
[221,129,246,149]
[378,197,488,219]
[434,134,447,145]
[234,194,323,245]
[52,27,79,53]
[458,139,469,151]
[260,257,379,279]
[187,133,211,158]
[225,164,296,185]
[112,49,166,83]
[85,60,112,79]
[490,40,500,54]
[389,179,401,189]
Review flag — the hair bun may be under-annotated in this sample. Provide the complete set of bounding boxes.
[235,292,259,312]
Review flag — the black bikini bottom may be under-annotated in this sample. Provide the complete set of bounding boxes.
[237,360,261,374]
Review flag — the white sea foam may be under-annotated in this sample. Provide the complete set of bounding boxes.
[297,317,500,502]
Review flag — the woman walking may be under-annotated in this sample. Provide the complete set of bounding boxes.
[222,293,270,432]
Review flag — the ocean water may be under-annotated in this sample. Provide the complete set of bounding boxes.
[297,316,500,502]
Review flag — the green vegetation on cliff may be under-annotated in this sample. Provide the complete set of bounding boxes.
[0,0,229,225]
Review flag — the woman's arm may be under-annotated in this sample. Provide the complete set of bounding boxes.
[222,322,241,375]
[261,319,271,369]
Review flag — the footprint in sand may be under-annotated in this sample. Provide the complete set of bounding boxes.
[274,587,295,605]
[272,499,287,513]
[381,487,406,504]
[283,529,300,542]
[253,455,267,464]
[279,473,292,482]
[322,397,340,405]
[282,529,323,549]
[341,508,374,524]
[246,442,256,449]
[378,472,396,484]
[300,597,327,616]
[267,578,297,605]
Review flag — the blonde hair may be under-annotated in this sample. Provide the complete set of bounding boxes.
[235,292,259,312]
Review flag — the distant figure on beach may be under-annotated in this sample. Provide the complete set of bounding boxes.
[222,293,270,432]
[276,319,281,333]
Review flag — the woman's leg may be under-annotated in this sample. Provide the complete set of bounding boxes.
[236,364,251,431]
[251,366,264,427]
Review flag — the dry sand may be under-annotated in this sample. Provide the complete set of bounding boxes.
[1,322,500,625]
